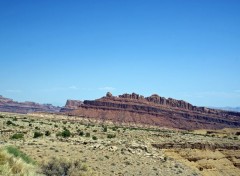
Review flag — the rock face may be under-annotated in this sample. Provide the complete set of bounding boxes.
[0,95,61,114]
[152,142,240,150]
[61,92,240,130]
[60,100,83,112]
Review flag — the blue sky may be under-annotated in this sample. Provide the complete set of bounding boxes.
[0,0,240,107]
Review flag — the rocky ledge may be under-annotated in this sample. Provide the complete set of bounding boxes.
[60,100,83,112]
[61,92,240,130]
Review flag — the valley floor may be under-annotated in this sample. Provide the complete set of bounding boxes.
[0,112,240,176]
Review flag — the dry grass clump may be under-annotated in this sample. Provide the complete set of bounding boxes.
[41,157,91,176]
[0,146,92,176]
[0,146,38,176]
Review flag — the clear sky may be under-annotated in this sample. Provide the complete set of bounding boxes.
[0,0,240,107]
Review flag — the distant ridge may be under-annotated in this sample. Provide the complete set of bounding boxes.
[210,107,240,112]
[61,92,240,130]
[0,95,61,114]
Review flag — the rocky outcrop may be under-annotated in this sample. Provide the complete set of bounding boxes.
[106,92,113,98]
[0,95,61,114]
[60,100,83,112]
[152,142,240,150]
[61,92,240,130]
[65,100,82,108]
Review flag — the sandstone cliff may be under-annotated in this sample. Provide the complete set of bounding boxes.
[60,100,83,112]
[61,92,240,130]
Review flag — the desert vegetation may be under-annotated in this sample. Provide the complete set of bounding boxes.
[0,145,91,176]
[0,146,37,175]
[0,112,240,175]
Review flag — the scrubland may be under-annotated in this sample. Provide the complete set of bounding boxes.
[0,112,240,176]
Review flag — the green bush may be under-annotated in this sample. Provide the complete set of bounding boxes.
[33,131,43,138]
[107,134,116,139]
[79,131,84,136]
[57,129,71,138]
[10,133,24,140]
[35,126,40,130]
[112,126,118,131]
[45,131,51,136]
[6,120,15,126]
[92,136,97,140]
[62,129,71,138]
[103,126,107,132]
[85,132,90,137]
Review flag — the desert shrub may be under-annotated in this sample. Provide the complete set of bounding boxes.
[92,136,97,140]
[107,134,116,139]
[57,129,71,138]
[13,117,18,121]
[62,129,71,138]
[35,126,40,130]
[10,133,24,140]
[33,132,43,138]
[54,124,58,128]
[235,132,240,136]
[40,157,88,176]
[163,156,167,162]
[29,123,32,127]
[6,120,15,126]
[93,129,97,132]
[45,131,51,136]
[112,126,118,131]
[103,126,108,132]
[79,131,84,136]
[85,132,90,137]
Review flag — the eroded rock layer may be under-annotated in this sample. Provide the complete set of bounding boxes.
[60,100,83,112]
[61,93,240,130]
